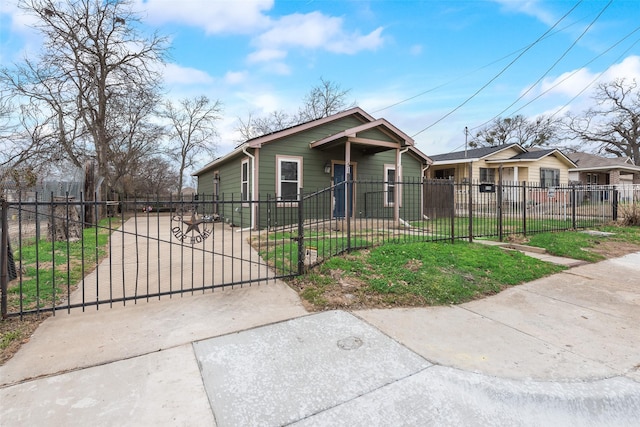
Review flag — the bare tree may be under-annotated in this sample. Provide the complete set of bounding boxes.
[1,0,167,198]
[108,86,166,194]
[123,155,178,196]
[163,95,222,193]
[469,115,561,148]
[235,78,355,140]
[298,77,355,121]
[235,110,296,141]
[564,78,640,165]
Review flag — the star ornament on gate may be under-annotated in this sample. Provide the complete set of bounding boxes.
[183,211,204,234]
[171,210,212,244]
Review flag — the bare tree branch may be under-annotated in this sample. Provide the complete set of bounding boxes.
[163,95,222,192]
[564,78,640,165]
[469,115,562,148]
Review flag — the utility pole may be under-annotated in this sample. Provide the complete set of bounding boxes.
[464,126,468,158]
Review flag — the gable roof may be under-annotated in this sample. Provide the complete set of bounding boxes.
[247,107,374,149]
[193,107,431,175]
[310,118,414,148]
[486,148,576,167]
[429,143,524,164]
[430,144,576,167]
[567,152,640,172]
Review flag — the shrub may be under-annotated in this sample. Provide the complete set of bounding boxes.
[620,202,640,226]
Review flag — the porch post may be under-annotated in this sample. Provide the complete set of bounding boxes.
[345,140,351,218]
[394,147,400,224]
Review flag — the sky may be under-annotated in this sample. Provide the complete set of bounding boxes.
[2,0,640,168]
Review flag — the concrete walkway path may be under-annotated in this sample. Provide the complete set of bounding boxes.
[1,248,639,425]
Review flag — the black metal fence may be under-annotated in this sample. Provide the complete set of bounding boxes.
[2,179,636,317]
[296,178,634,267]
[0,193,297,318]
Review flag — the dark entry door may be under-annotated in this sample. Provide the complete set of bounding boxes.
[333,164,353,218]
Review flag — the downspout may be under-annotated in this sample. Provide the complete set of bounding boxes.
[242,146,256,230]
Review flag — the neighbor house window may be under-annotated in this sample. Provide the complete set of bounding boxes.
[587,173,598,185]
[479,168,495,183]
[241,159,249,201]
[540,168,560,188]
[277,156,302,202]
[434,168,455,180]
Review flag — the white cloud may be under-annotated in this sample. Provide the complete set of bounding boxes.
[133,0,273,35]
[491,0,556,27]
[409,44,423,56]
[249,11,384,62]
[247,48,287,64]
[259,62,291,76]
[224,71,248,85]
[163,63,214,85]
[536,55,640,99]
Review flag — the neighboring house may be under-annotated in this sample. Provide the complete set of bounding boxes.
[567,152,640,186]
[427,143,576,187]
[194,107,432,229]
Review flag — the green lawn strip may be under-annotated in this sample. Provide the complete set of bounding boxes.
[8,218,119,312]
[297,241,565,309]
[526,232,605,262]
[524,225,640,262]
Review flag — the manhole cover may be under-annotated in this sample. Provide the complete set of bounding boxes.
[337,336,363,350]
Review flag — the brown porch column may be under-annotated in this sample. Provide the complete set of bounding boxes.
[610,169,621,185]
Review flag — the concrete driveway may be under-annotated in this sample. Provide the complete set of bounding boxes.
[68,216,280,308]
[1,246,639,425]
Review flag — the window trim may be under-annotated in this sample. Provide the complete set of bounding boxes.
[276,155,303,205]
[479,167,496,183]
[241,158,250,202]
[384,164,402,208]
[540,168,560,188]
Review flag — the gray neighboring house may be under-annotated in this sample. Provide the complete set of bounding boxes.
[193,107,432,229]
[567,152,640,186]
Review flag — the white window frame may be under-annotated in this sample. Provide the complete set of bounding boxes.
[479,167,496,183]
[276,155,302,205]
[384,164,402,207]
[241,158,250,202]
[540,168,560,188]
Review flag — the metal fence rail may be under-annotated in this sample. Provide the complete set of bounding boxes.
[1,194,295,318]
[1,179,633,317]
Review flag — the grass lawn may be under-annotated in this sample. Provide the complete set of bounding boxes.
[1,218,121,365]
[521,225,640,262]
[292,241,566,311]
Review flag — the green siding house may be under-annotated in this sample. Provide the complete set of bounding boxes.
[193,107,431,229]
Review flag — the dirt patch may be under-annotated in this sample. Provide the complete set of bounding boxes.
[585,240,640,259]
[0,313,51,366]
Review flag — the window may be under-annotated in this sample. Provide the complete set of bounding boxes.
[434,168,455,180]
[540,168,560,188]
[587,173,598,185]
[241,159,249,201]
[479,168,495,183]
[385,166,395,206]
[277,156,302,202]
[384,165,402,207]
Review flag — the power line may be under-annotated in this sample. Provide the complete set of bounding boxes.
[548,36,640,120]
[410,0,584,138]
[509,27,640,119]
[471,0,613,131]
[372,17,587,115]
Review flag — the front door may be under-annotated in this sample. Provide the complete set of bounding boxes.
[333,163,353,218]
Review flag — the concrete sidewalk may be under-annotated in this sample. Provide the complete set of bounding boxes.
[1,252,640,425]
